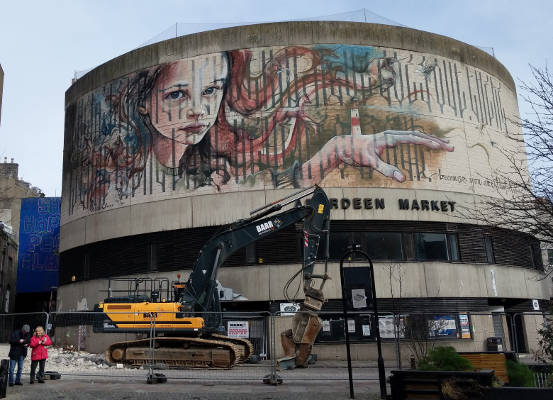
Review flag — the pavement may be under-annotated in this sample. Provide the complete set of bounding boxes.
[0,343,389,399]
[4,373,385,399]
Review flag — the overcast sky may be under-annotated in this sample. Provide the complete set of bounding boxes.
[0,0,551,196]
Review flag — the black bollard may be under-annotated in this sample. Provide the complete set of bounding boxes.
[0,359,8,398]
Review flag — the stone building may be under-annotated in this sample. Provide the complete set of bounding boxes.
[0,161,43,312]
[0,219,17,313]
[59,21,551,359]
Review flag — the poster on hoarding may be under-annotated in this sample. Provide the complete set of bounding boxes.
[227,321,249,338]
[347,319,356,333]
[429,315,457,337]
[379,316,405,339]
[351,289,367,309]
[459,313,471,339]
[362,325,371,336]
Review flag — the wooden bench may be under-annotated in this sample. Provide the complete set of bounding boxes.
[459,352,512,383]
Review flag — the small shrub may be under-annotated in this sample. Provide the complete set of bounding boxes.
[506,360,535,387]
[417,346,474,371]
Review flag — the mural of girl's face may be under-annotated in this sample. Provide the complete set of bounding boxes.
[147,55,228,150]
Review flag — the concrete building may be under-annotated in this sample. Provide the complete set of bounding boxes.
[60,22,551,358]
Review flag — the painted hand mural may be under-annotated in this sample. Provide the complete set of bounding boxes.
[65,43,509,217]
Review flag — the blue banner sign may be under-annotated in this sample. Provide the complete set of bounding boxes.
[17,197,60,293]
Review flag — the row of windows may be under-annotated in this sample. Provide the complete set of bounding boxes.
[316,231,460,262]
[59,221,543,284]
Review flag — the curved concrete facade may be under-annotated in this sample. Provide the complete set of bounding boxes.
[60,22,550,356]
[62,21,521,250]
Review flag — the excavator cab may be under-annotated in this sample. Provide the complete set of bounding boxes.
[101,277,172,303]
[171,275,187,303]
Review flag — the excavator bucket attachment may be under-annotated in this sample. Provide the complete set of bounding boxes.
[292,311,322,344]
[280,329,295,357]
[277,311,323,369]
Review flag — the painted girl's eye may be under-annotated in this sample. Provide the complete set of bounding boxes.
[165,90,188,101]
[202,86,219,96]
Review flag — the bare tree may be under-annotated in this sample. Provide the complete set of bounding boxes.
[467,65,553,275]
[387,262,404,368]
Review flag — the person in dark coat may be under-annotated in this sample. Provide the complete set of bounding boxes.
[8,324,31,386]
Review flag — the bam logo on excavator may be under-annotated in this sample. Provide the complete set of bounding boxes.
[256,220,274,235]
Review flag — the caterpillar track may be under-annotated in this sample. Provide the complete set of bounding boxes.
[106,336,249,369]
[210,333,254,362]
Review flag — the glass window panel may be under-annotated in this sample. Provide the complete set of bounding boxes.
[484,236,495,264]
[364,232,403,261]
[448,234,460,261]
[416,233,448,261]
[328,232,354,260]
[245,243,256,264]
[402,233,416,260]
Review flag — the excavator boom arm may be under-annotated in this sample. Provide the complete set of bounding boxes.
[181,186,330,333]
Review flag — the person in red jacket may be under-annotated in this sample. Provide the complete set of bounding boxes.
[29,326,52,384]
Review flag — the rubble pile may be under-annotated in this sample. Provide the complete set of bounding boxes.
[45,347,112,372]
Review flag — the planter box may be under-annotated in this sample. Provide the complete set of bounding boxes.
[484,387,553,400]
[389,369,494,400]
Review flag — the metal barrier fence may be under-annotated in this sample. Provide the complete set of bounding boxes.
[0,310,550,393]
[0,312,48,342]
[534,370,553,388]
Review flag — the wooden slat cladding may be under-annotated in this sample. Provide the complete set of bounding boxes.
[59,220,542,285]
[459,353,509,383]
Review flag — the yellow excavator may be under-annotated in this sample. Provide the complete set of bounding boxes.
[93,186,331,369]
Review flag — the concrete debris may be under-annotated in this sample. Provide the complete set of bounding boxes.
[1,344,113,373]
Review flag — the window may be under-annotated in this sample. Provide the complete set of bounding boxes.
[415,233,448,261]
[148,243,158,272]
[325,232,403,261]
[402,233,416,261]
[548,249,553,265]
[365,232,403,261]
[245,243,256,265]
[327,232,354,260]
[4,285,10,313]
[447,234,460,261]
[484,236,495,264]
[529,244,542,269]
